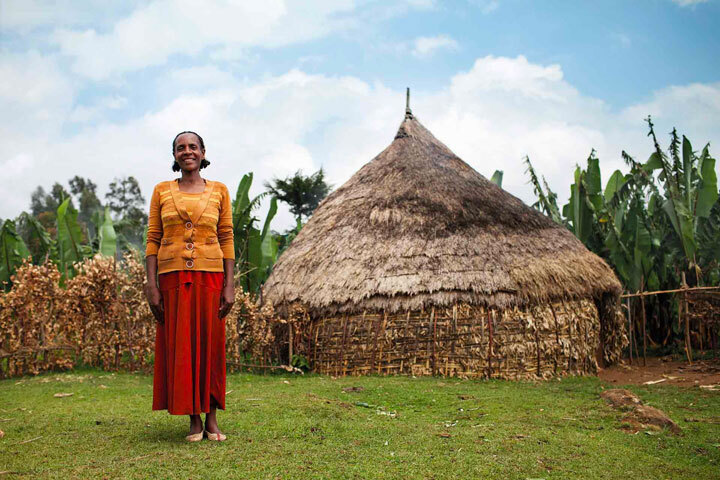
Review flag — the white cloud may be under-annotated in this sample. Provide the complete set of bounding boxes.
[411,35,459,58]
[2,54,718,232]
[50,0,351,78]
[467,0,499,14]
[0,0,142,31]
[0,50,76,216]
[49,0,435,79]
[620,82,720,155]
[69,95,128,123]
[672,0,709,6]
[610,32,632,47]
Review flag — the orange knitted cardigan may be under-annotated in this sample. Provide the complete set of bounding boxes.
[145,179,234,274]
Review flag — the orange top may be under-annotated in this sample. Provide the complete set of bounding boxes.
[145,179,234,274]
[179,191,202,217]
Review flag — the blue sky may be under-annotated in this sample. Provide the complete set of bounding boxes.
[1,0,719,228]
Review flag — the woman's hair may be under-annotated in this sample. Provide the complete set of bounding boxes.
[171,130,210,172]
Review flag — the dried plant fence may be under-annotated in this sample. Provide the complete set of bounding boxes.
[621,282,720,366]
[0,255,285,379]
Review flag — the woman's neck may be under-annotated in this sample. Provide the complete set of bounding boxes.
[179,170,204,185]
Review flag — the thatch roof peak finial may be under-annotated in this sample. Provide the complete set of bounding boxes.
[405,87,413,119]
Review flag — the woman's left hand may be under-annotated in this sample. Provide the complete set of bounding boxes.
[219,284,235,319]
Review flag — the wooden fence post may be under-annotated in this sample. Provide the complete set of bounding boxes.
[681,273,692,364]
[626,297,633,365]
[487,309,494,378]
[641,276,647,367]
[288,322,293,365]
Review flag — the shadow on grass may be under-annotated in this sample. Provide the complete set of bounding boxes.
[135,419,192,444]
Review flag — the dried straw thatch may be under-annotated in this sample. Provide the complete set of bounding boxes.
[265,112,621,315]
[263,107,625,377]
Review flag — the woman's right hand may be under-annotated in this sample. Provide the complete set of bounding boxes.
[145,283,164,323]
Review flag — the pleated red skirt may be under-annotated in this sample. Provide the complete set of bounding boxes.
[152,270,226,415]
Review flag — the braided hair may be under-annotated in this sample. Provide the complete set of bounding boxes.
[171,131,211,171]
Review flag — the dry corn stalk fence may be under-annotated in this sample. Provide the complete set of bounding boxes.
[0,255,286,379]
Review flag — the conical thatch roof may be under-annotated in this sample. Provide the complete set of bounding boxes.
[264,113,621,315]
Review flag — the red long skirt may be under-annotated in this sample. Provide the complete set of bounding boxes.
[152,270,226,415]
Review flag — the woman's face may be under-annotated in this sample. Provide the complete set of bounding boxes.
[173,133,205,172]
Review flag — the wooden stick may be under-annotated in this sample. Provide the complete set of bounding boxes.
[451,304,457,356]
[549,303,559,374]
[431,307,437,376]
[378,312,387,375]
[534,312,541,377]
[339,315,348,377]
[684,294,693,365]
[288,322,293,364]
[621,285,720,298]
[227,362,300,371]
[641,276,647,367]
[626,297,633,365]
[371,313,379,373]
[566,302,574,372]
[14,436,42,445]
[487,309,494,378]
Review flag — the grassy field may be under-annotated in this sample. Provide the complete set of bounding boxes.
[0,368,718,479]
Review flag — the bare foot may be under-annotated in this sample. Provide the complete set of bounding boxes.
[204,408,223,435]
[189,414,203,435]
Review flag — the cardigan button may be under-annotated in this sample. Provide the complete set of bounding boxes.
[186,242,194,250]
[185,221,193,229]
[186,260,194,268]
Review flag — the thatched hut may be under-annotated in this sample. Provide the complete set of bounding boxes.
[264,102,625,379]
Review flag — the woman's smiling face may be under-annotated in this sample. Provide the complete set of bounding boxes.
[173,132,205,172]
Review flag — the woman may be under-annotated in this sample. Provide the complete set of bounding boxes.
[145,131,235,442]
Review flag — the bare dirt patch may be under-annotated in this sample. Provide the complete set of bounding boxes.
[601,388,682,434]
[598,356,720,387]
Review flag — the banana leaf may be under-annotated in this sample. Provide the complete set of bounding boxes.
[98,206,117,257]
[56,198,86,278]
[247,196,279,292]
[0,220,31,289]
[683,136,693,207]
[604,170,625,204]
[260,197,278,266]
[490,170,503,188]
[17,211,54,264]
[695,145,717,219]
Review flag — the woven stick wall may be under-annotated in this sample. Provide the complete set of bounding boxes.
[290,299,607,379]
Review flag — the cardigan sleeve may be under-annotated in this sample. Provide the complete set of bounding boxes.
[217,183,235,259]
[145,184,162,257]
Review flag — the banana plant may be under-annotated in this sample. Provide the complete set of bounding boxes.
[97,206,117,258]
[247,196,278,293]
[643,117,718,283]
[56,197,91,279]
[0,219,31,289]
[524,156,564,225]
[16,211,55,264]
[232,173,279,293]
[562,150,603,247]
[490,170,503,188]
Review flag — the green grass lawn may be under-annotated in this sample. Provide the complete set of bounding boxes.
[0,368,718,479]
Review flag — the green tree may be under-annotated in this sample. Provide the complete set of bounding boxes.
[69,176,103,240]
[264,168,332,222]
[105,176,146,250]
